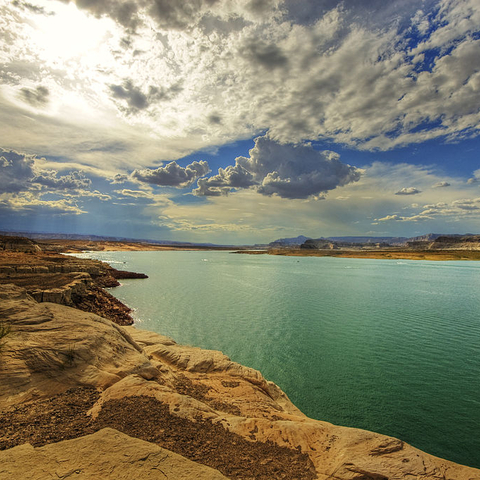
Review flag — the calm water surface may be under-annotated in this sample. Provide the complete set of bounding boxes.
[77,251,480,468]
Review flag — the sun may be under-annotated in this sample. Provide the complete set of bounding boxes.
[26,1,116,64]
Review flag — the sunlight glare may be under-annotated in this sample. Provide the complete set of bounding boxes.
[30,2,114,62]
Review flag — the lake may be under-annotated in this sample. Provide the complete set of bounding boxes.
[76,250,480,468]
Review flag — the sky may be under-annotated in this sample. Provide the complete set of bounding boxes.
[0,0,479,244]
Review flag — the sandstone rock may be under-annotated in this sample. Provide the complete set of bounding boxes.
[0,428,228,480]
[15,265,33,274]
[0,266,15,275]
[1,285,479,480]
[0,285,152,407]
[32,266,49,274]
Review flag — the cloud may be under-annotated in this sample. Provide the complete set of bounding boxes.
[132,160,210,188]
[32,170,92,190]
[0,148,93,195]
[242,41,288,70]
[110,81,148,110]
[395,187,422,195]
[114,189,153,198]
[467,169,480,184]
[432,181,451,188]
[19,86,50,107]
[0,193,85,216]
[1,0,480,177]
[110,173,129,184]
[194,135,361,199]
[12,1,54,16]
[109,80,183,114]
[0,149,36,193]
[377,214,402,222]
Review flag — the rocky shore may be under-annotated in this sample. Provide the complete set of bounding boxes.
[1,242,479,478]
[0,236,147,325]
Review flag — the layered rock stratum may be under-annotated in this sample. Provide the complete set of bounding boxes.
[1,284,479,479]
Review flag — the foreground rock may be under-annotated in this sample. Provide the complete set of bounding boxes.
[1,284,479,479]
[0,428,228,480]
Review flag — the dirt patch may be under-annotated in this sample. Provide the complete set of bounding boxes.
[94,396,317,480]
[173,374,242,416]
[0,387,100,450]
[0,388,316,480]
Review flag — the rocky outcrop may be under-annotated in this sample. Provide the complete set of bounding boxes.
[1,284,479,479]
[0,235,42,253]
[0,428,229,480]
[0,251,148,324]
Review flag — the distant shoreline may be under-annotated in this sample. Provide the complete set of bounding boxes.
[234,248,480,261]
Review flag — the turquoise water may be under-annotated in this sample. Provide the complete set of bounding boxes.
[77,250,480,468]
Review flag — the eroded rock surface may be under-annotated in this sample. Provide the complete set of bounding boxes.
[1,284,479,480]
[0,428,229,480]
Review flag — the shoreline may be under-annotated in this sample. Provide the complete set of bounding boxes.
[235,248,480,261]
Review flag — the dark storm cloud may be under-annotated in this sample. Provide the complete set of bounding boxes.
[20,86,50,107]
[194,135,361,199]
[132,160,210,188]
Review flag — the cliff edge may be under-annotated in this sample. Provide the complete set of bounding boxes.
[0,284,479,479]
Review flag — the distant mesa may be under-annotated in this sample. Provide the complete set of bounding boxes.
[269,233,480,251]
[268,235,311,247]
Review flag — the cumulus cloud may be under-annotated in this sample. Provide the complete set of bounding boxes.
[376,197,480,224]
[0,193,85,216]
[132,160,210,188]
[33,170,92,190]
[433,181,451,188]
[0,149,36,193]
[110,173,129,184]
[395,187,422,195]
[0,148,92,195]
[467,169,480,184]
[377,214,402,222]
[194,135,361,199]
